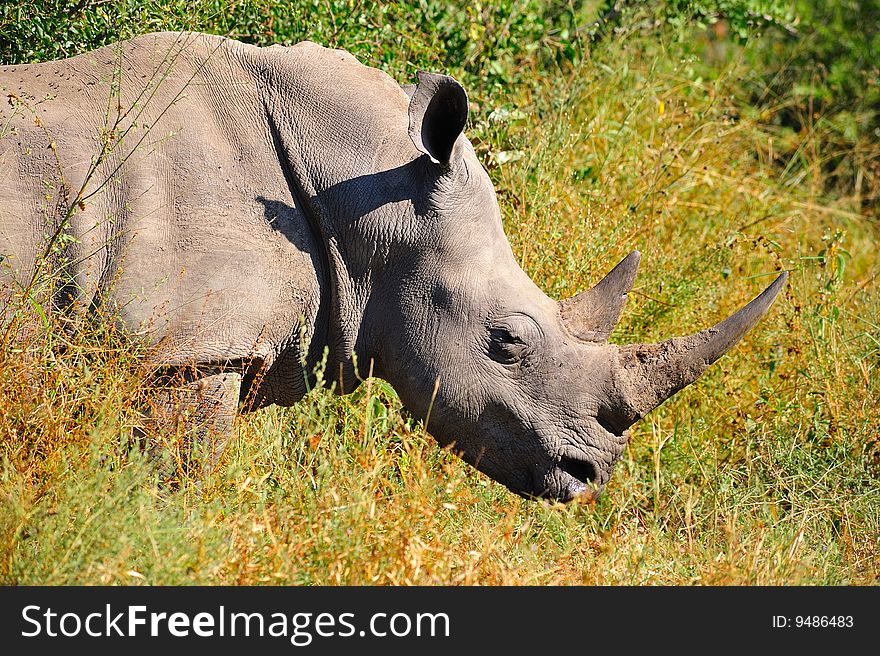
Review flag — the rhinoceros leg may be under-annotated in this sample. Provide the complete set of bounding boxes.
[140,369,242,481]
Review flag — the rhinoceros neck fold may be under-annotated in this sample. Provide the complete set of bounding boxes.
[256,50,398,393]
[259,105,356,393]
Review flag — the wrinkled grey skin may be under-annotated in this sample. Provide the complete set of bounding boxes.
[0,33,786,501]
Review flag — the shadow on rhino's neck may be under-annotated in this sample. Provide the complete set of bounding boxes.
[252,158,431,396]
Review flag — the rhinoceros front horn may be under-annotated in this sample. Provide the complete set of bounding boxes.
[610,271,788,426]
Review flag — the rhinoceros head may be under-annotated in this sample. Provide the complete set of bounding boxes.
[316,69,786,502]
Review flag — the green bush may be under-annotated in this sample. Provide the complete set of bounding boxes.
[745,0,879,210]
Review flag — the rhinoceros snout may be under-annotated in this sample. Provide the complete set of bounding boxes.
[538,456,603,503]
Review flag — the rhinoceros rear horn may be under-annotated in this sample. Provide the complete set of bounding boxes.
[560,250,641,342]
[612,272,788,425]
[408,71,468,167]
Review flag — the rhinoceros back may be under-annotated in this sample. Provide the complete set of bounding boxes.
[0,32,328,405]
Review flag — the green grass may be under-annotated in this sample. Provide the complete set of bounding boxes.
[0,1,877,585]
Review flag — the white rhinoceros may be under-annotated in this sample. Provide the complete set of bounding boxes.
[0,32,786,501]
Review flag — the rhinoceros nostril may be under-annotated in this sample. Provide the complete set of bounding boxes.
[596,412,625,436]
[558,456,597,485]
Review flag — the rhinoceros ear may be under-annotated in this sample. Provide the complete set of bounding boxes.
[408,71,469,168]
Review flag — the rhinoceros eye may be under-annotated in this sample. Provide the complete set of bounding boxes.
[487,327,529,365]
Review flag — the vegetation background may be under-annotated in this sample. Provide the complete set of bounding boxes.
[0,0,877,585]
